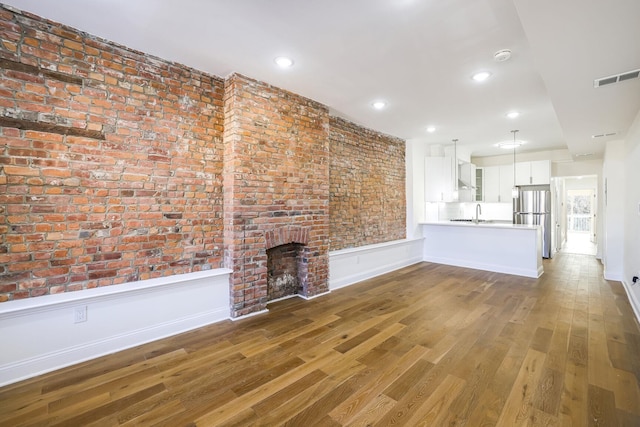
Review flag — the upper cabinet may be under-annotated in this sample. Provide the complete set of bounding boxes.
[425,157,479,202]
[475,167,483,201]
[425,156,455,202]
[482,165,514,203]
[515,160,550,185]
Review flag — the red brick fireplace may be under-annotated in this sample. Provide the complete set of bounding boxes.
[222,74,330,317]
[0,7,406,316]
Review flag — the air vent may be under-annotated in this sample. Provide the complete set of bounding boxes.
[594,68,640,88]
[591,132,617,139]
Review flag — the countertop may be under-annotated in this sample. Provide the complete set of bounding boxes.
[420,221,540,230]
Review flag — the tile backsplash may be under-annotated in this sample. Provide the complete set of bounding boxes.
[426,202,513,221]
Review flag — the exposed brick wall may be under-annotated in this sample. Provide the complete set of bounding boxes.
[329,116,406,250]
[0,6,407,313]
[223,74,330,317]
[0,6,225,301]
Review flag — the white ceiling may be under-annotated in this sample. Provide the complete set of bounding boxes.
[4,0,640,158]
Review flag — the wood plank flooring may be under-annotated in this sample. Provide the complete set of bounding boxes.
[1,253,640,426]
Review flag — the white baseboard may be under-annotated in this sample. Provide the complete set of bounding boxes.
[604,270,624,281]
[621,279,640,326]
[423,255,543,279]
[0,268,232,387]
[329,238,424,290]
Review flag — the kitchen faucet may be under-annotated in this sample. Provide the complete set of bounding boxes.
[474,204,482,224]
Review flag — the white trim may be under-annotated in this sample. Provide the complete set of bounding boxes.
[266,294,300,304]
[0,268,232,318]
[621,279,640,326]
[230,309,269,321]
[329,238,424,290]
[604,270,624,282]
[0,268,231,387]
[298,290,331,300]
[423,255,543,279]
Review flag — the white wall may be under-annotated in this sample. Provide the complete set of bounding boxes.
[553,159,602,177]
[406,139,428,238]
[602,140,626,281]
[623,111,640,318]
[472,148,573,167]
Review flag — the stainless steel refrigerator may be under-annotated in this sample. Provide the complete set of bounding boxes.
[513,185,552,258]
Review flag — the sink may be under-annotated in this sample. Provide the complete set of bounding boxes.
[449,219,493,223]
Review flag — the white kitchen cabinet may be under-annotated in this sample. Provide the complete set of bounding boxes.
[475,167,483,201]
[499,164,514,202]
[482,165,514,203]
[530,160,550,184]
[425,156,454,202]
[515,160,550,185]
[483,167,500,202]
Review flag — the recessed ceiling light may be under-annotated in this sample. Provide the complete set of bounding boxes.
[472,71,491,82]
[506,111,520,119]
[575,153,593,157]
[426,126,436,133]
[496,140,526,149]
[274,56,294,68]
[372,101,387,110]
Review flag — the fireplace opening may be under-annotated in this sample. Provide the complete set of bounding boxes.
[267,243,308,301]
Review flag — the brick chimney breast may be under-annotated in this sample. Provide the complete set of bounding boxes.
[223,74,330,317]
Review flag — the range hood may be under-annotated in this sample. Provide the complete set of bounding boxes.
[458,177,476,190]
[457,160,477,190]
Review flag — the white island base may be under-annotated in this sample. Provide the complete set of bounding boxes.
[421,222,543,278]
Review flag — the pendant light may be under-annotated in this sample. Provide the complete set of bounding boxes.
[452,139,459,201]
[511,130,519,199]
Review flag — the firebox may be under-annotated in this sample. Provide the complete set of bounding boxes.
[266,243,308,301]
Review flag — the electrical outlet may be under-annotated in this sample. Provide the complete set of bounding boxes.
[74,306,87,323]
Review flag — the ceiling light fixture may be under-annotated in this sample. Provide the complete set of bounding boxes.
[496,139,525,149]
[494,49,512,62]
[372,101,387,110]
[274,56,294,68]
[472,71,491,82]
[426,126,436,133]
[506,111,520,119]
[511,130,519,199]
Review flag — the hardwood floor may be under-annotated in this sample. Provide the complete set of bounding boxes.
[2,253,640,426]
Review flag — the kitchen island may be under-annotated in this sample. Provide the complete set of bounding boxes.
[420,221,543,278]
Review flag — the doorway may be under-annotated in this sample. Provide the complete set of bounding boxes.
[560,177,598,256]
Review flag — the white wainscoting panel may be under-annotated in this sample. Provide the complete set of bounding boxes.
[0,268,231,387]
[329,238,424,290]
